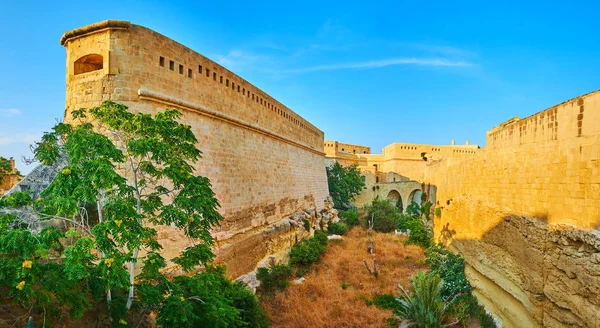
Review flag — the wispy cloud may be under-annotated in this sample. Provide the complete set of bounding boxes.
[0,108,21,117]
[0,134,40,145]
[0,137,13,145]
[216,50,275,72]
[283,57,472,74]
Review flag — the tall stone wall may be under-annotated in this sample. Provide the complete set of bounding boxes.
[60,20,329,278]
[427,90,600,327]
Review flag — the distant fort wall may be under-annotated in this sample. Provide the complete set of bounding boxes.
[61,20,329,278]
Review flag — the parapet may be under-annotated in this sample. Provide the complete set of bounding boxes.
[61,20,323,151]
[60,20,131,45]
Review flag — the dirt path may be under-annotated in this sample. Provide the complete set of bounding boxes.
[261,227,428,328]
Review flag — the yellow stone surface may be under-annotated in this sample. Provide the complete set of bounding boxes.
[0,158,22,196]
[61,20,329,278]
[327,91,600,327]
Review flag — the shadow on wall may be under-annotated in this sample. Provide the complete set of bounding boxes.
[435,195,600,328]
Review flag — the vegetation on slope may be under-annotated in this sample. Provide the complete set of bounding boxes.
[261,227,427,327]
[0,101,267,327]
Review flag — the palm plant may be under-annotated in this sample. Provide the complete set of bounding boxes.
[395,271,458,328]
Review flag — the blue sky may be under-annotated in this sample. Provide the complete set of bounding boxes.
[1,0,600,173]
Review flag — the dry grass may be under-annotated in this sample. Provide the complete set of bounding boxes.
[261,227,428,328]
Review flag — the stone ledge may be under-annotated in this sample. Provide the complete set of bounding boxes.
[137,88,325,156]
[60,20,131,45]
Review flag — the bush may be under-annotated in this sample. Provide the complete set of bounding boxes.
[365,199,401,233]
[290,233,328,266]
[327,222,348,235]
[404,215,433,248]
[394,271,454,328]
[425,244,497,327]
[302,218,311,231]
[425,244,470,298]
[256,264,293,295]
[156,266,269,327]
[313,230,329,247]
[295,267,309,278]
[339,208,359,226]
[371,293,396,309]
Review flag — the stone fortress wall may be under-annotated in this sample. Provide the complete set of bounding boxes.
[425,90,600,327]
[56,19,600,326]
[60,20,330,278]
[325,140,476,208]
[327,91,600,327]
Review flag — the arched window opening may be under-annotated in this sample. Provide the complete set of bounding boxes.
[74,54,103,75]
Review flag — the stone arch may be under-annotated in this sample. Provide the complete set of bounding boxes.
[408,189,423,205]
[74,54,103,75]
[386,189,400,202]
[387,189,403,211]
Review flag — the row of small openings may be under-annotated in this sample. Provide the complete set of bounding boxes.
[339,148,368,154]
[453,149,476,154]
[430,148,441,151]
[325,143,335,147]
[159,56,194,78]
[159,56,320,138]
[401,146,417,150]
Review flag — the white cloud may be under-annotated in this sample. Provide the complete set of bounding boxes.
[0,108,21,117]
[0,134,41,146]
[283,57,472,74]
[0,137,13,145]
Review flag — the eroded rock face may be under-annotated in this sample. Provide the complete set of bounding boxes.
[235,200,338,291]
[435,195,600,327]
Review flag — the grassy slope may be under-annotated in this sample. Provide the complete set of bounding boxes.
[261,227,428,328]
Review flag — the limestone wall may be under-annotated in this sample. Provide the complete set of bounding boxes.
[428,90,600,327]
[0,158,22,196]
[61,20,329,278]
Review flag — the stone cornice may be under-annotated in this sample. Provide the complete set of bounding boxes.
[60,20,131,45]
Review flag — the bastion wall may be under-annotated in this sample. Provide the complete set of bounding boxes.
[426,90,600,327]
[61,20,330,278]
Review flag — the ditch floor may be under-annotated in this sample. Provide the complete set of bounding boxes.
[261,227,429,328]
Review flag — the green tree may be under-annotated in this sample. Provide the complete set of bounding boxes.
[365,198,402,233]
[0,101,245,325]
[326,162,365,209]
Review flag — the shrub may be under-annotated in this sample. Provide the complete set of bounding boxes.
[365,199,401,233]
[404,215,433,248]
[339,208,359,226]
[156,266,269,327]
[425,244,497,327]
[394,271,454,328]
[302,218,311,231]
[371,293,396,309]
[313,230,329,247]
[425,244,470,298]
[256,264,293,295]
[295,267,309,278]
[327,222,348,235]
[290,233,328,266]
